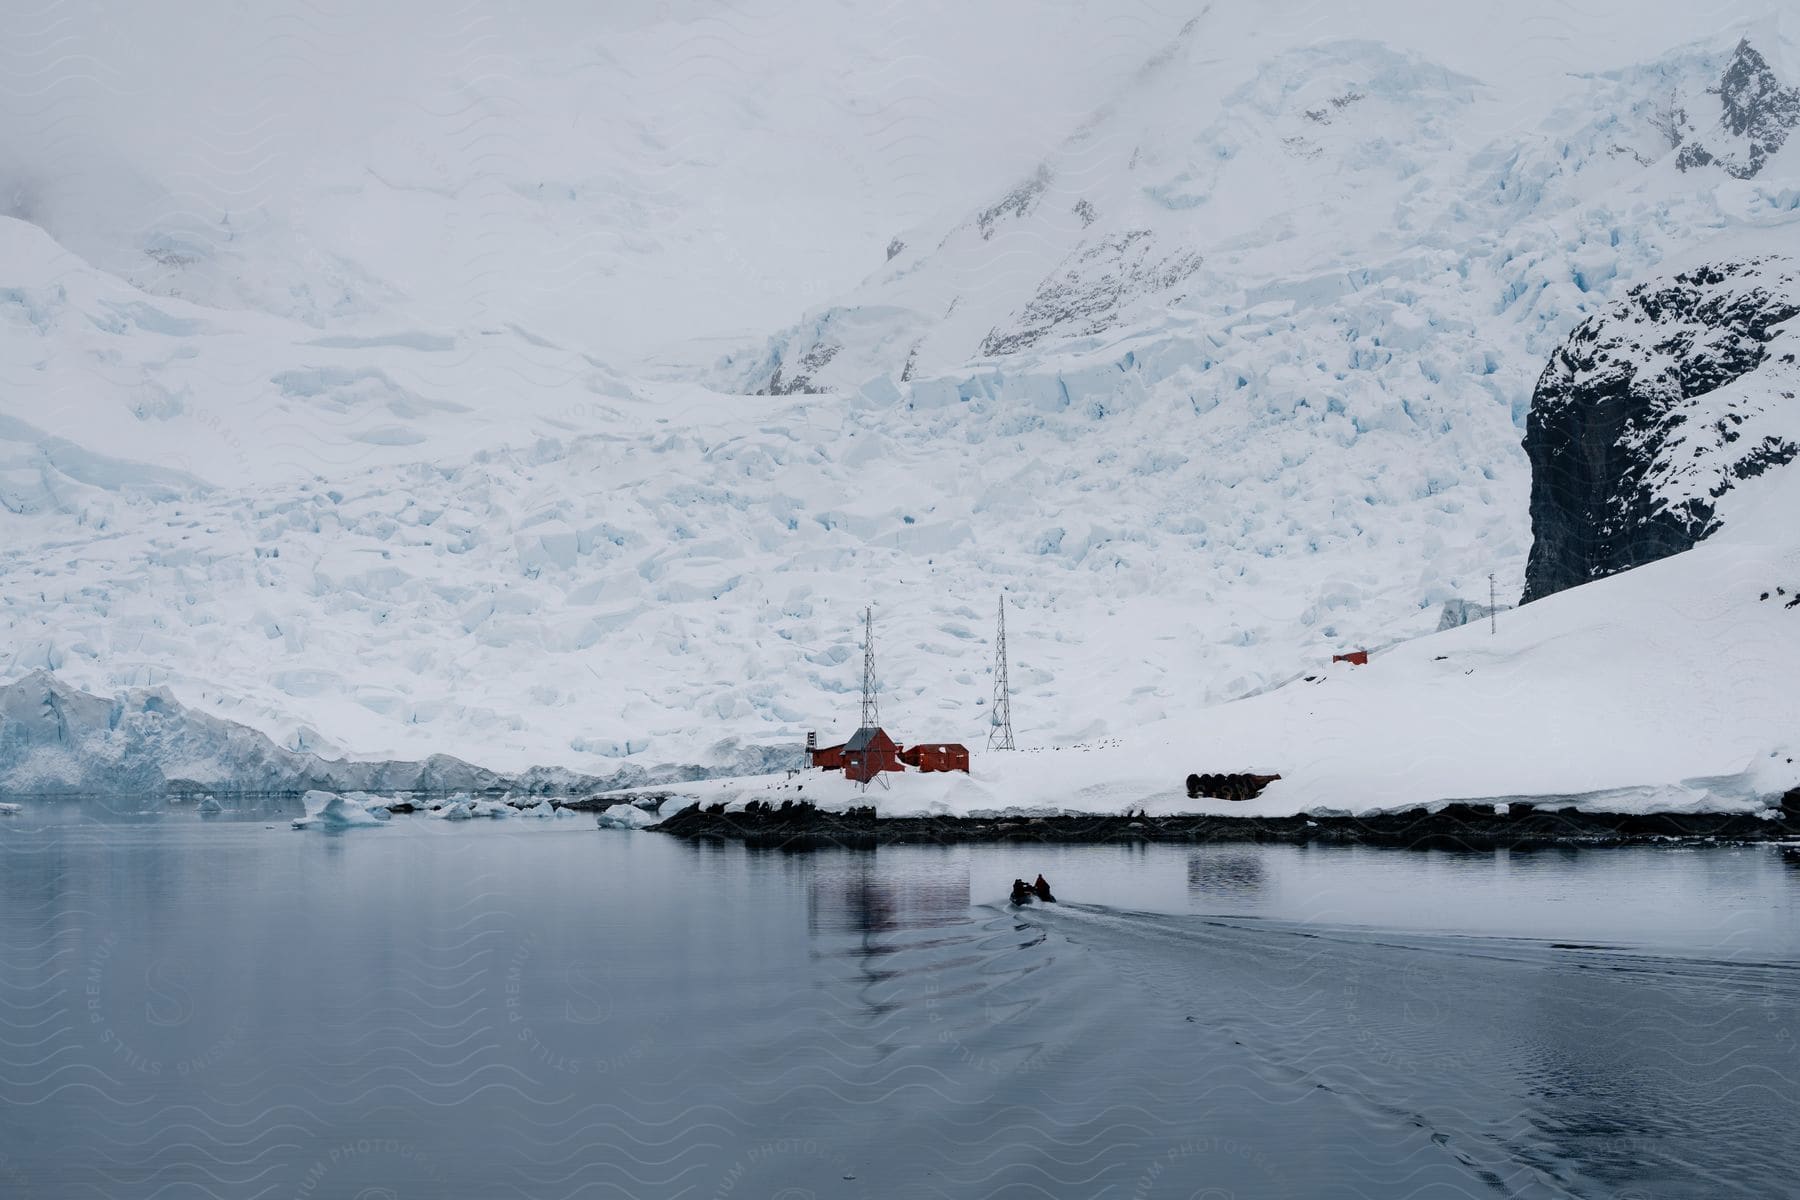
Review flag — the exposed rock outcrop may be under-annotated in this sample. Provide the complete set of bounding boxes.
[979,230,1202,356]
[759,340,839,395]
[975,165,1051,240]
[1522,258,1800,602]
[1673,39,1800,181]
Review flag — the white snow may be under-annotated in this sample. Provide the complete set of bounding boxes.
[0,3,1796,812]
[623,533,1800,818]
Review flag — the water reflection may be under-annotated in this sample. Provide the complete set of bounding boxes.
[795,850,977,1032]
[805,851,970,935]
[1187,850,1267,898]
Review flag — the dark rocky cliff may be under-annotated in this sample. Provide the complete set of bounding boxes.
[1522,258,1800,602]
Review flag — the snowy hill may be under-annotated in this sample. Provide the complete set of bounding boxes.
[2,2,1798,785]
[636,529,1800,820]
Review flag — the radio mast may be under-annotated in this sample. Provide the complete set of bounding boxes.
[860,606,879,729]
[989,595,1016,750]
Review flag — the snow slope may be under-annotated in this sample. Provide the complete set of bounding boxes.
[1,2,1797,787]
[721,17,1800,394]
[639,523,1800,819]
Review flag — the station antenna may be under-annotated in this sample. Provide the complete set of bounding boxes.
[989,595,1016,750]
[860,606,879,729]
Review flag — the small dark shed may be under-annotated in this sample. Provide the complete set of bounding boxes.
[842,726,902,784]
[899,742,970,774]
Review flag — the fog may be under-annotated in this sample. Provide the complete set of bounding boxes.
[0,0,1187,351]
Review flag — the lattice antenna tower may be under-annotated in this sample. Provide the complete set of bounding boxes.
[1488,573,1497,635]
[860,606,879,729]
[989,595,1016,750]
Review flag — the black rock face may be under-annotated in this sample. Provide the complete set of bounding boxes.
[975,165,1051,241]
[1522,259,1800,603]
[1674,39,1800,180]
[759,339,839,395]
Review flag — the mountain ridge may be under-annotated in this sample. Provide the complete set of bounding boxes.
[1,5,1797,774]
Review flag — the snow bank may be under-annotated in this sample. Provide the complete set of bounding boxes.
[622,537,1800,821]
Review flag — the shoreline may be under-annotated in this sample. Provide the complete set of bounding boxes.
[651,801,1800,849]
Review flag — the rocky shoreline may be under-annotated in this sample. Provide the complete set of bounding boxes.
[651,798,1800,849]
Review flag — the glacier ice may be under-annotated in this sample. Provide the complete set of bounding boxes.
[0,4,1796,802]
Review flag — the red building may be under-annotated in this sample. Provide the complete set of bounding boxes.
[899,742,970,774]
[841,726,903,784]
[809,741,846,770]
[1332,650,1369,666]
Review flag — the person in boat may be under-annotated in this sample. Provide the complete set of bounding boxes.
[1010,879,1033,904]
[1032,874,1056,903]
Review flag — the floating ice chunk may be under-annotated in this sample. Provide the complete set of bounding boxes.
[292,790,388,830]
[197,795,223,814]
[597,803,656,830]
[0,802,20,815]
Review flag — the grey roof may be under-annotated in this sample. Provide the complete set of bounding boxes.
[844,726,888,751]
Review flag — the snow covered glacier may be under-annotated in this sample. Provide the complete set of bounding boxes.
[1,2,1797,804]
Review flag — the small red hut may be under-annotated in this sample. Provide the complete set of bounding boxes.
[842,726,902,784]
[810,741,847,770]
[899,742,970,774]
[1332,650,1369,666]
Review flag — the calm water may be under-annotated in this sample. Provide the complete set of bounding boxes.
[2,802,1798,1199]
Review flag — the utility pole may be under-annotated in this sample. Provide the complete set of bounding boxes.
[860,606,879,729]
[1488,573,1497,635]
[989,595,1016,750]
